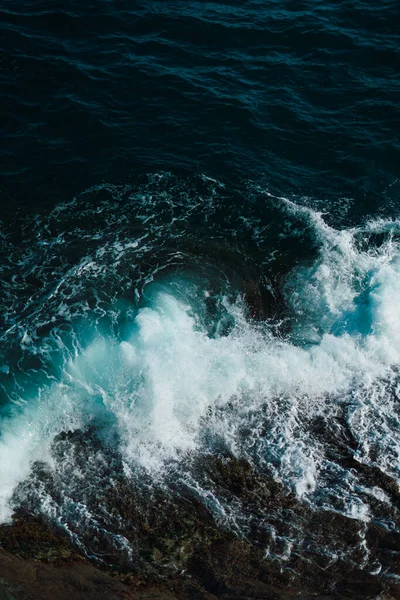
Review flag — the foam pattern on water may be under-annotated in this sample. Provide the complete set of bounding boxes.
[0,175,399,574]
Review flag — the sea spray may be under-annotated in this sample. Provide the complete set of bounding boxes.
[0,178,400,577]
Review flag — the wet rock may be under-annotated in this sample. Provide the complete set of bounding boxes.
[0,549,139,600]
[0,579,17,600]
[0,511,81,563]
[2,445,399,599]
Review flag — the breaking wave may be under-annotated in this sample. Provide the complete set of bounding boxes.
[0,174,400,575]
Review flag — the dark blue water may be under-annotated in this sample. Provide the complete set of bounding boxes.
[1,0,400,591]
[1,0,399,216]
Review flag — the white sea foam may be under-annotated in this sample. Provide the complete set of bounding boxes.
[1,201,400,527]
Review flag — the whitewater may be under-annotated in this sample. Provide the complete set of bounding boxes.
[0,180,400,573]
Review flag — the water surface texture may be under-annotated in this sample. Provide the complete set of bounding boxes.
[1,0,400,592]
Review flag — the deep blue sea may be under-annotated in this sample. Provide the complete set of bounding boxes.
[1,0,400,592]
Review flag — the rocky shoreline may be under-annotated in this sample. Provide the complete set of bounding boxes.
[0,454,399,600]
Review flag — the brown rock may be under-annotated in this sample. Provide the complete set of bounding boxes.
[0,549,184,600]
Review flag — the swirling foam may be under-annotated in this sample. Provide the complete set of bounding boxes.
[1,194,400,530]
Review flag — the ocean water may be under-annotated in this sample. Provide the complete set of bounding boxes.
[1,0,400,588]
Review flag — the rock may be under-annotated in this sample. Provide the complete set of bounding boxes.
[0,511,81,563]
[0,549,133,600]
[0,448,398,599]
[0,579,17,600]
[0,549,185,600]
